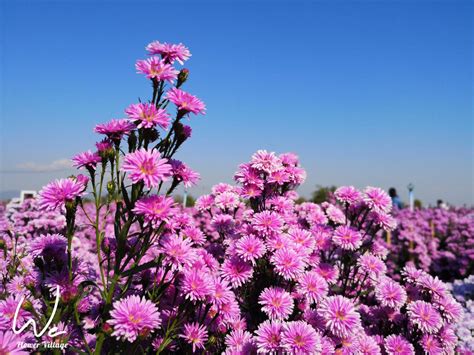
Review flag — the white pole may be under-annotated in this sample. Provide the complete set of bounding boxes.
[183,188,188,208]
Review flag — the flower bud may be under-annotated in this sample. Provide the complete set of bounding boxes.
[177,68,189,88]
[102,322,113,335]
[21,300,34,312]
[143,128,159,143]
[0,238,5,250]
[128,131,137,152]
[107,181,115,195]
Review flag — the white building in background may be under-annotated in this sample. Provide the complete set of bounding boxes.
[6,190,37,212]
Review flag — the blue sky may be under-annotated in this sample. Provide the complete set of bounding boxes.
[1,0,472,205]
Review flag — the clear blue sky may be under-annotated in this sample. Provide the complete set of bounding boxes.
[1,0,473,205]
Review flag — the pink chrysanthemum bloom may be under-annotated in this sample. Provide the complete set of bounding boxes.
[208,277,234,306]
[401,265,427,284]
[252,211,284,236]
[281,321,322,354]
[255,320,283,353]
[333,225,363,250]
[259,287,294,320]
[271,247,306,280]
[220,256,253,288]
[357,254,387,279]
[107,295,161,342]
[166,88,206,115]
[135,56,179,82]
[94,119,135,140]
[160,234,195,269]
[315,263,339,283]
[375,278,407,310]
[180,322,208,353]
[436,296,463,322]
[407,301,442,334]
[250,150,282,174]
[72,150,102,170]
[39,178,86,210]
[319,296,361,338]
[335,186,362,205]
[122,148,171,188]
[287,227,315,250]
[146,41,191,64]
[225,329,255,352]
[325,204,346,224]
[419,274,448,297]
[371,211,397,232]
[235,235,266,264]
[357,334,381,355]
[363,186,392,213]
[297,271,328,304]
[168,160,200,188]
[214,191,240,210]
[133,195,175,227]
[125,103,170,129]
[181,268,213,301]
[194,194,214,211]
[420,334,443,354]
[384,334,415,355]
[0,331,27,355]
[29,233,67,257]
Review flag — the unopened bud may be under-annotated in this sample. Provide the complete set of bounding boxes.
[177,68,189,88]
[107,181,115,195]
[102,322,113,335]
[21,300,34,312]
[128,131,137,152]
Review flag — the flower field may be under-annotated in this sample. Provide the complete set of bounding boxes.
[0,41,473,354]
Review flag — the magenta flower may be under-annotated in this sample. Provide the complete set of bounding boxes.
[358,254,387,279]
[255,320,283,353]
[181,268,213,301]
[214,191,240,210]
[169,160,200,188]
[94,118,135,140]
[160,234,195,269]
[133,195,175,227]
[252,211,284,236]
[39,178,86,210]
[225,329,255,352]
[122,148,171,188]
[0,331,27,355]
[384,335,415,355]
[357,334,381,355]
[271,247,306,280]
[281,321,322,354]
[319,296,361,338]
[375,278,407,310]
[220,256,253,288]
[420,334,443,354]
[335,186,362,205]
[250,150,282,174]
[72,150,101,170]
[166,88,206,115]
[125,103,171,129]
[107,295,161,342]
[29,233,67,257]
[259,287,294,320]
[407,301,442,334]
[333,225,363,250]
[363,186,392,213]
[235,235,266,264]
[146,41,191,64]
[180,322,208,353]
[297,271,328,304]
[135,56,179,82]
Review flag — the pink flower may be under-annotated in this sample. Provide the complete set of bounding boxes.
[384,335,415,355]
[281,321,322,354]
[39,178,86,210]
[122,148,171,188]
[407,301,442,334]
[214,191,240,210]
[357,334,381,355]
[235,235,266,264]
[357,254,387,279]
[125,103,170,129]
[250,150,282,174]
[315,263,339,283]
[94,119,135,140]
[252,211,284,236]
[0,331,27,355]
[335,186,362,205]
[29,233,67,257]
[420,334,443,354]
[133,195,175,227]
[169,160,200,188]
[181,268,213,301]
[255,320,283,353]
[166,88,206,115]
[180,322,208,353]
[135,56,179,82]
[107,295,161,342]
[259,287,294,320]
[160,234,195,269]
[363,186,392,213]
[375,278,407,310]
[333,225,363,250]
[225,329,255,352]
[319,295,361,338]
[146,41,191,64]
[297,271,328,304]
[72,150,101,170]
[271,247,306,280]
[220,256,253,288]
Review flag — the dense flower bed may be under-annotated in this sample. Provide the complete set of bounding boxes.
[0,41,471,354]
